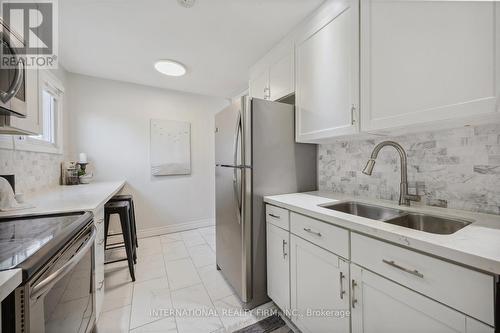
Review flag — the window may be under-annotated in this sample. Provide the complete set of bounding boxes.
[16,71,64,154]
[31,90,57,144]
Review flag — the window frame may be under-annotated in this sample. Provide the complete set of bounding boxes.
[14,70,65,154]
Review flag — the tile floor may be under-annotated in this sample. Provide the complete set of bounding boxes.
[97,226,275,333]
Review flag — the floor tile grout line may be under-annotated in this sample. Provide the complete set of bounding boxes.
[160,239,180,333]
[187,247,226,330]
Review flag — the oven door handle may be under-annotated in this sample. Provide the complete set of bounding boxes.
[30,225,96,301]
[0,39,24,104]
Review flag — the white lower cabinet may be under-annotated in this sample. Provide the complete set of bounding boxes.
[93,205,105,320]
[264,204,496,333]
[266,223,290,312]
[350,264,494,333]
[290,234,350,333]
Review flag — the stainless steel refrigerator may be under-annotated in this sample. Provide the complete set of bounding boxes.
[215,96,317,309]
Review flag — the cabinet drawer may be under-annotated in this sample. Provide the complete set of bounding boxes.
[266,205,290,230]
[290,212,349,258]
[351,233,495,325]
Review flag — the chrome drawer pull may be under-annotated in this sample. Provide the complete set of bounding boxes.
[269,213,280,219]
[382,259,424,278]
[303,228,322,237]
[96,218,104,225]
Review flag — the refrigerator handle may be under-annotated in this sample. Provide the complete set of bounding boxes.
[233,111,242,224]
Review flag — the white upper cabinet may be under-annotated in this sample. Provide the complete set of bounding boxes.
[295,0,360,143]
[269,50,294,101]
[360,1,500,134]
[249,69,269,100]
[249,38,295,101]
[249,0,499,142]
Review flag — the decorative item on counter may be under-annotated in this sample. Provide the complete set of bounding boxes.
[62,161,80,185]
[79,173,93,184]
[79,153,88,164]
[77,153,94,184]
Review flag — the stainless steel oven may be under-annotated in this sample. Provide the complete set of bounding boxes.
[12,223,96,333]
[0,18,26,118]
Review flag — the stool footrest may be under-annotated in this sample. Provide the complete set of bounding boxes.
[105,258,127,265]
[106,243,125,250]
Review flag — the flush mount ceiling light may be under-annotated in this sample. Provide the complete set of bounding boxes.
[178,0,196,8]
[154,60,187,77]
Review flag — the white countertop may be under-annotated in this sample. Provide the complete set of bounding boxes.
[0,181,125,294]
[264,191,500,275]
[0,181,126,218]
[0,269,21,301]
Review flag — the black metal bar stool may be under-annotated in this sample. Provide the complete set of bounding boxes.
[110,194,138,248]
[104,201,136,282]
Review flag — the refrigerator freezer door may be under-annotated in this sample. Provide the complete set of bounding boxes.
[215,97,252,302]
[215,101,243,166]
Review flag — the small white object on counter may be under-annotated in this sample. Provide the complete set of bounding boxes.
[264,191,500,275]
[0,269,21,302]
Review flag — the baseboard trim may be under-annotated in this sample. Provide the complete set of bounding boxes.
[137,218,215,239]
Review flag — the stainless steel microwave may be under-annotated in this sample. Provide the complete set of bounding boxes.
[0,19,26,118]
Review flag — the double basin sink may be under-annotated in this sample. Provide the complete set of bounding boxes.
[320,201,472,235]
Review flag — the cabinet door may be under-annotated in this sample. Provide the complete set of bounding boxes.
[266,223,290,311]
[290,234,350,333]
[361,1,500,133]
[249,69,269,100]
[269,51,294,101]
[351,264,468,333]
[295,0,359,143]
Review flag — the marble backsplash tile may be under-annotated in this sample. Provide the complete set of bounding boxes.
[318,123,500,215]
[0,149,62,194]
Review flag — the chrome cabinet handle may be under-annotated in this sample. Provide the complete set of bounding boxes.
[264,87,270,100]
[269,213,280,219]
[282,239,287,259]
[339,272,346,300]
[303,228,322,237]
[96,218,104,225]
[97,238,105,245]
[351,279,358,308]
[350,104,357,125]
[382,259,424,278]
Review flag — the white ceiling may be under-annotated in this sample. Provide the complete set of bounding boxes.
[59,0,324,98]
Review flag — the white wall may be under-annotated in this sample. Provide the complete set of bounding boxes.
[66,73,228,233]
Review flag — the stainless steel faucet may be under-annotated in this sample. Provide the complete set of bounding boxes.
[362,141,420,206]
